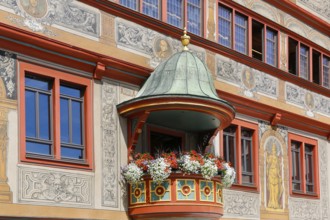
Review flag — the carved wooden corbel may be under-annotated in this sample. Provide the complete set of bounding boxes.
[93,62,105,80]
[128,111,150,161]
[271,113,281,126]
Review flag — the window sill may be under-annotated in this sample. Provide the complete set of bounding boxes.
[22,154,93,170]
[229,184,259,193]
[291,191,320,199]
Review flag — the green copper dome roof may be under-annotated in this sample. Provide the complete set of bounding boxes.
[117,30,235,133]
[136,51,220,100]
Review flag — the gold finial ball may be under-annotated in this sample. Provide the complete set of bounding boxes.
[181,27,190,51]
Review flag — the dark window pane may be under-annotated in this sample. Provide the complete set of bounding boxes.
[25,76,51,91]
[223,125,237,169]
[307,185,314,193]
[223,135,236,166]
[288,38,298,75]
[119,0,138,10]
[252,20,263,61]
[305,144,314,192]
[291,141,301,181]
[60,85,82,98]
[39,93,51,140]
[72,101,82,145]
[312,50,321,85]
[142,0,159,19]
[167,0,183,28]
[218,5,232,47]
[61,146,83,159]
[150,131,182,155]
[187,0,201,35]
[26,141,51,155]
[60,98,70,143]
[293,182,301,191]
[241,128,253,138]
[25,90,36,138]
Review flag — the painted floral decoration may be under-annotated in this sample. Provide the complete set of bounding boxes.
[122,151,236,187]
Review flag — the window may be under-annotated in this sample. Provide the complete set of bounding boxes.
[288,37,330,87]
[218,4,278,63]
[148,125,185,156]
[234,13,248,54]
[288,38,310,80]
[20,61,92,168]
[119,0,203,36]
[289,133,319,197]
[312,50,321,85]
[251,20,278,66]
[218,4,248,54]
[323,56,330,88]
[218,5,232,48]
[221,119,258,189]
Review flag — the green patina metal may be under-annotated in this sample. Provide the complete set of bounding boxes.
[136,51,221,101]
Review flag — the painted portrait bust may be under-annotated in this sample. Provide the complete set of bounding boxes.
[20,0,48,18]
[154,38,172,59]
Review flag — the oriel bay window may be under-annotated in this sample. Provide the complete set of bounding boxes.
[221,119,258,189]
[119,0,203,36]
[20,62,92,168]
[289,133,319,197]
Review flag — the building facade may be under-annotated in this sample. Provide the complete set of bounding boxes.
[0,0,329,219]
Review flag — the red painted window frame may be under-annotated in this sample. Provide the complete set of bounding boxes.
[288,36,330,88]
[116,0,206,37]
[288,133,319,199]
[219,118,259,192]
[217,2,280,67]
[19,61,93,170]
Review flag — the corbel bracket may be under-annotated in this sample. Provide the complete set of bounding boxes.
[93,62,105,80]
[271,113,281,126]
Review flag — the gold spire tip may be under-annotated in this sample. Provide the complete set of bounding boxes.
[181,27,190,51]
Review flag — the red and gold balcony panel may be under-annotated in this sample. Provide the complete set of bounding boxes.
[128,173,224,220]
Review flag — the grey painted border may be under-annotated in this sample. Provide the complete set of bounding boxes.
[101,80,119,208]
[0,0,100,37]
[18,165,94,207]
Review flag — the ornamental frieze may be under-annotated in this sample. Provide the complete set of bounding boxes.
[285,82,330,117]
[223,189,260,219]
[298,0,330,21]
[116,18,206,68]
[289,197,321,219]
[0,0,100,37]
[18,166,93,207]
[216,55,278,99]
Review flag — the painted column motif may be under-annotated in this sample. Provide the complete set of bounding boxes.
[0,50,16,203]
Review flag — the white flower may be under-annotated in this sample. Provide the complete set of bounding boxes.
[122,163,144,185]
[148,158,171,184]
[222,162,236,188]
[180,155,200,174]
[201,159,218,180]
